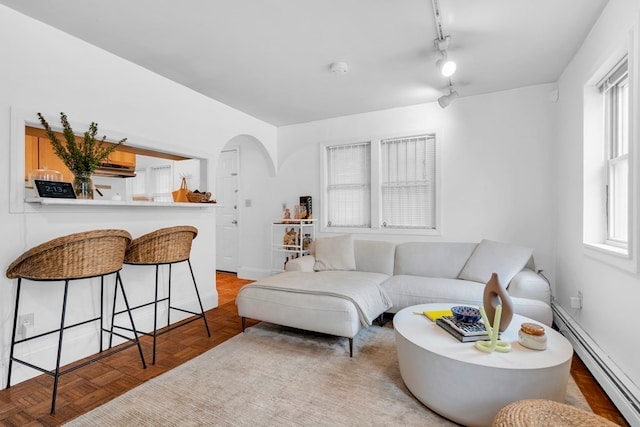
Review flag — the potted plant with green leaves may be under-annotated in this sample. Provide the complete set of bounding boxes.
[37,112,127,199]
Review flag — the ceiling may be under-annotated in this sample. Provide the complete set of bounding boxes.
[0,0,608,126]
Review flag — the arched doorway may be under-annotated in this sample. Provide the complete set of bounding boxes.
[216,135,276,277]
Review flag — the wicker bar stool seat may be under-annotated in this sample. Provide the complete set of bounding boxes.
[113,225,210,364]
[5,229,146,415]
[492,399,619,426]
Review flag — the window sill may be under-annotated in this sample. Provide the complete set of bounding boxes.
[583,242,636,273]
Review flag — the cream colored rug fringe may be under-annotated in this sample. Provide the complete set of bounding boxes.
[65,323,590,426]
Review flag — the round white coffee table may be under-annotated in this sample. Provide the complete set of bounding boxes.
[394,303,573,427]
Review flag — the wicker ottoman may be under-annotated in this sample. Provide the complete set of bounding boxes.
[492,399,619,426]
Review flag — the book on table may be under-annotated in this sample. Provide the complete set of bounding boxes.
[422,309,452,322]
[435,316,500,343]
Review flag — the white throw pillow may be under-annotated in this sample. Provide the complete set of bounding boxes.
[458,239,533,286]
[313,234,356,271]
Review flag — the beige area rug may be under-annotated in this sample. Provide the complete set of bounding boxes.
[65,323,590,426]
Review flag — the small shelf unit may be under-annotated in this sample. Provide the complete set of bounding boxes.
[271,219,316,273]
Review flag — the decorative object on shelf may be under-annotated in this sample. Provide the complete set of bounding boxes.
[73,172,94,199]
[482,272,514,332]
[294,204,306,219]
[283,228,298,247]
[186,189,213,203]
[302,233,312,250]
[300,196,312,219]
[475,305,512,353]
[518,322,547,350]
[37,112,126,200]
[172,177,190,202]
[29,168,63,189]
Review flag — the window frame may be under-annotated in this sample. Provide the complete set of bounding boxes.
[582,29,638,273]
[320,131,442,236]
[604,60,630,248]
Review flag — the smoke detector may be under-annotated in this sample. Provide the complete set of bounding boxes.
[330,62,349,74]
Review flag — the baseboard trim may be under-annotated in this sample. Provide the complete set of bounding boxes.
[2,291,216,389]
[552,302,640,426]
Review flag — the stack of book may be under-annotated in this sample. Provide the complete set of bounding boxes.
[436,315,498,342]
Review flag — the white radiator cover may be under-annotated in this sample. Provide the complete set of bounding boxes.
[553,303,640,426]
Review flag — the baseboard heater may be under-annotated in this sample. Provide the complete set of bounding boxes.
[553,302,640,426]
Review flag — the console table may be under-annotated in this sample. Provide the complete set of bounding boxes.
[393,303,574,427]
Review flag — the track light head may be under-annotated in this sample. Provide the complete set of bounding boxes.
[438,88,459,109]
[434,37,456,77]
[436,52,456,77]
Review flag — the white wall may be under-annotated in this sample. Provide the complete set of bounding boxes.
[0,5,276,386]
[235,84,557,279]
[555,0,640,392]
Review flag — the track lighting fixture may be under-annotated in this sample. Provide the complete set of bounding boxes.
[431,0,461,108]
[434,36,456,77]
[438,84,458,109]
[436,51,456,77]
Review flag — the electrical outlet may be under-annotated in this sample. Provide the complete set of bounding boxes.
[578,290,583,307]
[17,313,34,339]
[570,292,583,309]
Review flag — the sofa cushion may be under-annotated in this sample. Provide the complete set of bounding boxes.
[381,275,485,313]
[354,240,396,275]
[314,234,356,271]
[394,242,477,278]
[458,239,533,286]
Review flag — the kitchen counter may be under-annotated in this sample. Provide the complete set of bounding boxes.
[25,197,217,208]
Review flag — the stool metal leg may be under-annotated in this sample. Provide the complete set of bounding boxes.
[51,279,71,414]
[108,277,119,350]
[99,276,104,353]
[167,264,172,327]
[115,272,147,369]
[152,264,160,365]
[6,278,23,389]
[187,259,211,337]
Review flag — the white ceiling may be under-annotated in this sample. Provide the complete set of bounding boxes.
[0,0,608,126]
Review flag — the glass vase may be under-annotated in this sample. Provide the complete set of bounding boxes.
[73,173,94,199]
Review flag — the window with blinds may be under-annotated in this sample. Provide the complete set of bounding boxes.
[325,142,371,227]
[601,58,629,246]
[126,164,173,202]
[381,134,436,229]
[323,133,438,232]
[150,165,173,202]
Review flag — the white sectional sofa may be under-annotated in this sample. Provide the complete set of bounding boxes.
[236,236,551,355]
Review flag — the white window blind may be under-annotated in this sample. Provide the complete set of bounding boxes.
[326,142,371,227]
[381,134,436,229]
[151,165,173,202]
[127,170,147,196]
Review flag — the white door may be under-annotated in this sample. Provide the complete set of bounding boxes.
[216,149,239,272]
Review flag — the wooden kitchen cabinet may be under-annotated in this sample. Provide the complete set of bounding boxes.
[24,135,39,180]
[37,138,73,181]
[24,129,136,182]
[105,150,136,167]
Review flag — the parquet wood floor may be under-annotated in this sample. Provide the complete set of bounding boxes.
[0,272,628,426]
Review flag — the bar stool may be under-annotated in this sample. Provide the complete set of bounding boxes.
[5,229,146,415]
[113,225,210,364]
